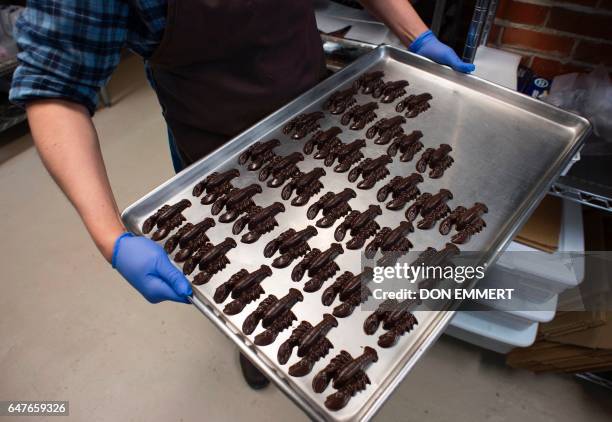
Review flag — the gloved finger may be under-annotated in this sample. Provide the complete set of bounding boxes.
[448,55,476,73]
[145,276,191,304]
[155,253,193,297]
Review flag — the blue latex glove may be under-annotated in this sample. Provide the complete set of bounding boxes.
[112,232,192,304]
[409,30,475,74]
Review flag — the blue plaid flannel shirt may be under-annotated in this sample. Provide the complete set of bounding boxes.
[9,1,166,115]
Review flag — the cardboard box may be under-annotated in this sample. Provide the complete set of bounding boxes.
[515,195,562,253]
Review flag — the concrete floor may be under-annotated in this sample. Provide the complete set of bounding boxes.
[1,54,611,422]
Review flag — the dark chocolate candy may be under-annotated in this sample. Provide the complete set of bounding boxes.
[238,139,281,171]
[277,314,338,377]
[376,173,424,210]
[213,265,272,315]
[312,347,378,411]
[365,115,405,145]
[192,169,240,205]
[283,112,324,140]
[405,189,453,230]
[142,199,191,241]
[263,225,318,268]
[416,144,453,179]
[306,188,356,228]
[395,92,433,118]
[334,205,381,249]
[291,243,344,293]
[340,102,378,131]
[439,202,488,244]
[232,202,285,244]
[323,86,358,115]
[347,155,392,190]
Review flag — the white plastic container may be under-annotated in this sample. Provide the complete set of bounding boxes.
[446,309,539,354]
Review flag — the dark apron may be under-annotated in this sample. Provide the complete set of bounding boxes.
[148,0,326,165]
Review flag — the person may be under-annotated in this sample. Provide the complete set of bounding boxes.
[10,0,474,390]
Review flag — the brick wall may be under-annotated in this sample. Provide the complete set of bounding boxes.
[487,0,612,78]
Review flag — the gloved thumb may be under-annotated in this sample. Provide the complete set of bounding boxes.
[156,253,193,298]
[450,58,476,73]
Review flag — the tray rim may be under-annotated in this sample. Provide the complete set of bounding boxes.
[121,45,591,421]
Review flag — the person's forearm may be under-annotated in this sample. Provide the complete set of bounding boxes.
[359,0,428,45]
[26,99,125,262]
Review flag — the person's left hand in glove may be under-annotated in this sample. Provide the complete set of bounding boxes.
[409,30,475,73]
[359,0,475,73]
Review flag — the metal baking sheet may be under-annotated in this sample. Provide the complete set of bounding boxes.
[121,46,590,421]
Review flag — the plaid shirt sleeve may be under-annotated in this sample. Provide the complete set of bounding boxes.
[9,1,129,115]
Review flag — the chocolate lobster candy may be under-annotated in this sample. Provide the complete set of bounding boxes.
[303,127,343,161]
[213,265,273,315]
[376,173,424,210]
[416,144,453,179]
[278,314,338,377]
[142,199,191,241]
[405,189,453,230]
[192,169,240,205]
[363,298,419,348]
[334,205,382,249]
[412,242,461,268]
[283,111,325,140]
[365,115,405,145]
[258,152,304,188]
[413,243,461,291]
[341,102,379,131]
[291,243,344,293]
[325,138,366,173]
[188,237,237,284]
[364,221,414,260]
[164,217,216,263]
[263,225,318,268]
[321,268,373,318]
[323,86,358,115]
[373,79,409,103]
[312,346,378,411]
[232,202,286,244]
[211,183,262,223]
[307,188,356,228]
[348,155,392,190]
[395,92,433,118]
[387,130,424,162]
[352,71,385,95]
[242,288,304,346]
[281,167,326,207]
[238,139,281,171]
[439,202,488,244]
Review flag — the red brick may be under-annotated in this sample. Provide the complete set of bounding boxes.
[548,7,612,39]
[487,24,503,45]
[573,40,612,66]
[531,57,592,78]
[496,1,549,25]
[531,57,563,78]
[501,27,575,55]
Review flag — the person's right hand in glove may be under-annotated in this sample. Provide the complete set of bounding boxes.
[113,233,192,304]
